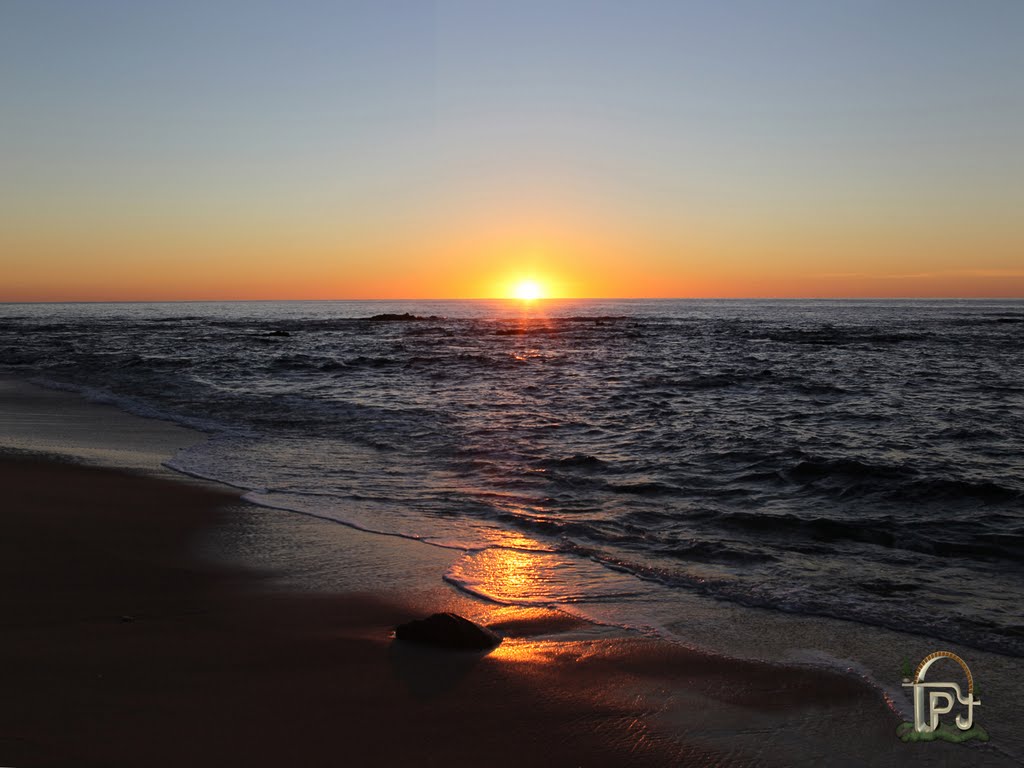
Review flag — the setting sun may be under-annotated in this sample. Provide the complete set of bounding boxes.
[511,279,545,301]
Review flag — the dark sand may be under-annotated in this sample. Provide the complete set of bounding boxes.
[1,455,1010,767]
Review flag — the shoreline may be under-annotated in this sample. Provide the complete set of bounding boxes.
[0,455,901,767]
[1,376,1019,766]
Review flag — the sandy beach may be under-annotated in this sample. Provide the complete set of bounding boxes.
[0,379,1018,767]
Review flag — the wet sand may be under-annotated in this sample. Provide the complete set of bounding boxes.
[0,377,205,475]
[5,454,1012,767]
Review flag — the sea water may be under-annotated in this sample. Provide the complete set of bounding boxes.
[1,299,1021,658]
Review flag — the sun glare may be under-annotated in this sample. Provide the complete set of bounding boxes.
[512,279,544,301]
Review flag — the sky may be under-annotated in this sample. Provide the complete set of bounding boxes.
[2,0,1023,300]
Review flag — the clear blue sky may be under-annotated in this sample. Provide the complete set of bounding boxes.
[3,0,1023,299]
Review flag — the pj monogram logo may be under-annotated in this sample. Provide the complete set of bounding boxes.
[897,651,987,744]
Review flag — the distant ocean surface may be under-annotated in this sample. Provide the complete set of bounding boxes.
[2,299,1022,656]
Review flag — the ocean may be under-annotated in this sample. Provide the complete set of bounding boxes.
[2,298,1022,658]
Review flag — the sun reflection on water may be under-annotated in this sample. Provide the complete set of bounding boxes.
[448,540,650,607]
[469,547,549,602]
[489,638,565,665]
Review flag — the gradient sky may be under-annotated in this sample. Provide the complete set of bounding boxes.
[2,0,1022,300]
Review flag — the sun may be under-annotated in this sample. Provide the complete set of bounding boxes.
[512,279,545,301]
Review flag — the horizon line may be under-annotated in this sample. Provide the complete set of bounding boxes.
[2,296,1023,305]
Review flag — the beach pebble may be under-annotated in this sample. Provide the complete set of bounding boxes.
[394,612,501,650]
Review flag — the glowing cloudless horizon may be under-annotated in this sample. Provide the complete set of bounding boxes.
[2,1,1023,301]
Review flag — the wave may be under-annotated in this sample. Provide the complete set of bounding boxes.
[560,315,629,323]
[787,457,906,481]
[605,480,679,495]
[655,540,778,564]
[890,476,1022,503]
[639,369,774,391]
[24,377,239,435]
[759,326,927,346]
[493,326,566,336]
[553,542,1024,656]
[714,509,1024,561]
[776,455,1023,503]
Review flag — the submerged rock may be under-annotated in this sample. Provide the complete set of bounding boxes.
[394,612,501,650]
[367,313,442,322]
[368,313,418,322]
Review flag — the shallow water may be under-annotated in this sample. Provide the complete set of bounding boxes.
[1,298,1022,658]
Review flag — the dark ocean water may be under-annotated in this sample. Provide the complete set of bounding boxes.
[2,299,1022,655]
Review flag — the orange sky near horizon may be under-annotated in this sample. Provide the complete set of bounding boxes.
[4,249,1024,303]
[4,214,1022,301]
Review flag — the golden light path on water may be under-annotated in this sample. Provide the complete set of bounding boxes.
[448,538,655,608]
[489,638,576,665]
